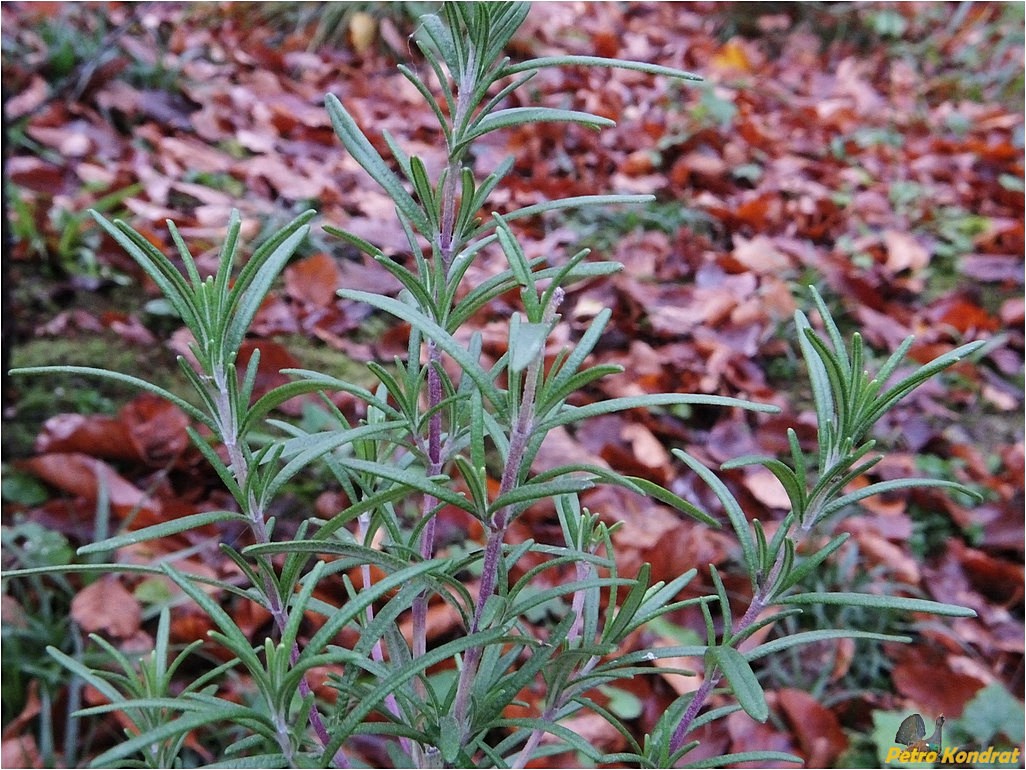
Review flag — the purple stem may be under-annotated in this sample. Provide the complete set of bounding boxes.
[451,293,562,742]
[213,369,349,768]
[668,546,787,756]
[412,342,444,667]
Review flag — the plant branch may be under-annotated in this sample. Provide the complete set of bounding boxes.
[209,365,349,768]
[452,289,562,743]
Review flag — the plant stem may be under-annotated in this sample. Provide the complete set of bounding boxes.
[668,539,787,755]
[410,52,484,758]
[211,368,349,768]
[451,291,562,744]
[512,557,599,768]
[412,341,444,666]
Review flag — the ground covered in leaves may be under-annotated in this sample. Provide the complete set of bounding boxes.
[2,2,1023,768]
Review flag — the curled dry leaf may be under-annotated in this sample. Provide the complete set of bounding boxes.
[851,529,921,585]
[741,465,792,510]
[725,703,798,766]
[285,252,343,308]
[398,599,464,646]
[121,394,191,466]
[891,645,986,718]
[21,453,161,519]
[36,412,135,460]
[883,230,931,274]
[348,11,377,54]
[71,576,142,638]
[778,688,848,767]
[1,680,41,742]
[649,638,703,697]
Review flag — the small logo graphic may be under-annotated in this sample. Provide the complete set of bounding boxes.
[886,712,1023,766]
[894,713,945,753]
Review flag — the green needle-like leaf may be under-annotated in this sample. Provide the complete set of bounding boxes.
[781,592,977,617]
[706,645,768,723]
[325,94,429,232]
[78,511,247,555]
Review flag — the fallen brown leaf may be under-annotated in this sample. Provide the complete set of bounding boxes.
[71,576,142,638]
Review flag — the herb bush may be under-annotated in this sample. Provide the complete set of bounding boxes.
[9,4,984,767]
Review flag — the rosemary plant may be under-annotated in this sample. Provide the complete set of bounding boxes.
[10,3,983,767]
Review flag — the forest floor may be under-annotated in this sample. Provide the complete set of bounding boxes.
[2,2,1023,768]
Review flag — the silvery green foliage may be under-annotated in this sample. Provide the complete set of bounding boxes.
[11,3,982,767]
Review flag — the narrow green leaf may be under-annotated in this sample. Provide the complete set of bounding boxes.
[262,421,403,504]
[438,714,462,764]
[874,335,916,390]
[204,754,291,769]
[243,380,372,437]
[186,426,245,504]
[327,627,509,757]
[710,567,733,643]
[673,449,759,582]
[47,646,124,704]
[795,311,836,454]
[408,155,440,232]
[397,64,452,145]
[622,475,718,527]
[864,340,986,429]
[746,630,911,661]
[473,194,655,236]
[820,477,980,519]
[685,751,802,768]
[325,94,429,232]
[212,209,243,308]
[374,254,437,315]
[9,563,253,599]
[445,253,541,330]
[283,561,326,651]
[322,224,386,258]
[510,577,627,620]
[91,213,203,334]
[416,13,458,77]
[509,316,549,373]
[88,706,258,767]
[502,55,702,82]
[73,696,211,717]
[339,456,473,513]
[161,563,261,669]
[279,369,391,414]
[770,534,849,598]
[489,477,594,517]
[479,3,530,64]
[492,717,603,763]
[602,564,651,645]
[301,561,446,673]
[225,222,311,356]
[453,455,488,518]
[539,393,776,432]
[166,219,202,288]
[706,645,768,722]
[338,289,506,413]
[721,455,805,514]
[808,286,849,369]
[781,591,977,616]
[541,308,612,405]
[77,511,247,555]
[537,363,624,418]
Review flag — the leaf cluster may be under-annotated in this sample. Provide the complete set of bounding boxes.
[6,3,986,768]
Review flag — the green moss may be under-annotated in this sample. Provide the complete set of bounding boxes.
[6,333,198,458]
[281,335,378,389]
